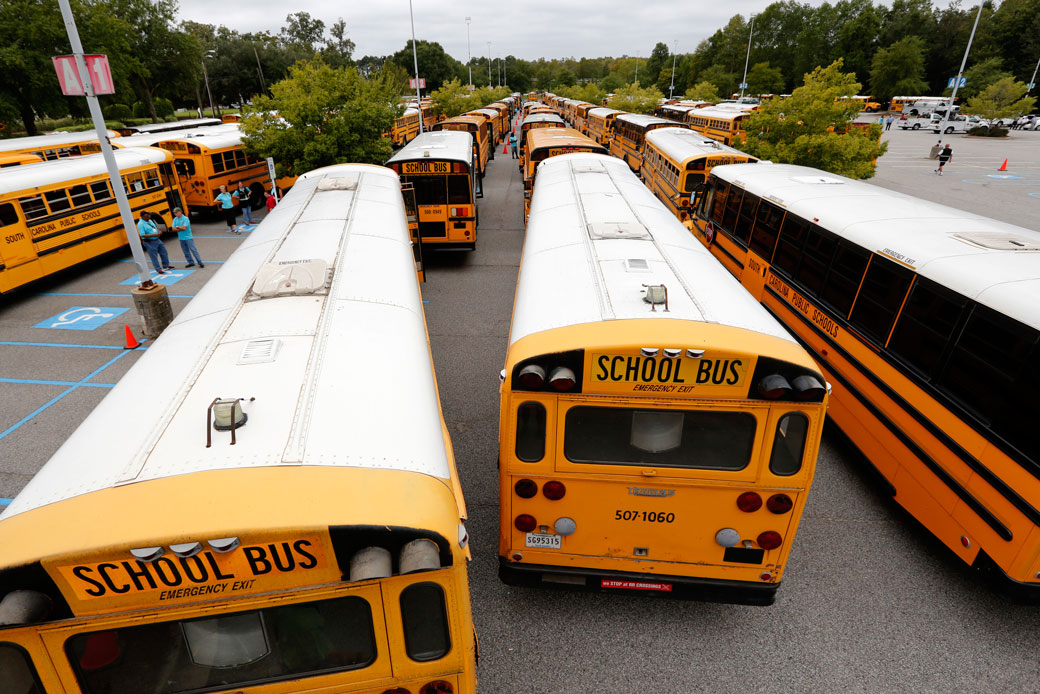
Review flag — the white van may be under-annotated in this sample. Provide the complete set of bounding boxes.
[929,113,989,134]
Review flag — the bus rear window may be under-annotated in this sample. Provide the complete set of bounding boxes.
[406,175,447,205]
[516,401,546,462]
[0,643,43,693]
[400,583,451,662]
[564,406,755,470]
[447,174,471,204]
[65,595,375,694]
[769,412,809,476]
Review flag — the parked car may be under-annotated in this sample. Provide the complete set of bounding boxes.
[928,113,989,134]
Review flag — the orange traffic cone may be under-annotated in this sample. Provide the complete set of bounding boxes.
[998,158,1008,171]
[123,325,140,350]
[503,136,509,154]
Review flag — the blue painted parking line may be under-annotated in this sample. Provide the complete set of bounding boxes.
[119,269,194,286]
[0,340,127,350]
[40,292,195,299]
[0,498,13,507]
[118,259,224,265]
[0,378,114,388]
[34,306,130,331]
[0,345,142,442]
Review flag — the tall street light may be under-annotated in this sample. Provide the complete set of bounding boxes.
[942,1,983,130]
[408,0,423,132]
[740,15,755,99]
[669,40,677,99]
[465,17,472,89]
[634,52,639,85]
[487,41,492,86]
[1029,54,1040,94]
[202,50,217,118]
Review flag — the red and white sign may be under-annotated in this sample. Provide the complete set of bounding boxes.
[52,54,115,96]
[601,579,673,592]
[409,78,426,89]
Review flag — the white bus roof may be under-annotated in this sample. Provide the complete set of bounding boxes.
[110,123,240,148]
[521,113,566,125]
[688,107,750,120]
[510,153,797,345]
[386,130,474,166]
[0,147,171,196]
[123,118,222,133]
[645,127,746,163]
[587,107,623,118]
[158,128,245,151]
[614,113,673,128]
[4,163,453,518]
[710,162,1040,330]
[0,130,118,154]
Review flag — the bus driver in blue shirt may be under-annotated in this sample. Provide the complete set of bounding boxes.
[137,211,172,275]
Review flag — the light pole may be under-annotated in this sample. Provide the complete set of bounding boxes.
[942,1,983,130]
[487,41,492,87]
[465,17,472,89]
[1027,54,1040,94]
[253,46,267,95]
[634,52,639,85]
[202,50,217,118]
[740,15,755,99]
[408,0,423,132]
[669,40,677,99]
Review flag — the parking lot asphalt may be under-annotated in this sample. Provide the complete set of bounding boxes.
[1,124,1039,692]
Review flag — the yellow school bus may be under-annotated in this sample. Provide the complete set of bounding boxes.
[433,115,491,178]
[521,128,607,220]
[609,113,684,173]
[684,107,750,146]
[586,107,623,145]
[391,107,422,147]
[693,162,1040,603]
[0,153,44,167]
[155,128,296,214]
[387,131,479,250]
[642,127,757,226]
[0,130,118,161]
[0,163,478,692]
[500,153,828,605]
[0,147,183,294]
[517,113,567,173]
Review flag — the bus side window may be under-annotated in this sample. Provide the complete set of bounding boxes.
[847,254,913,345]
[749,199,783,260]
[89,180,112,202]
[211,153,225,173]
[68,184,92,208]
[769,412,809,476]
[732,190,759,246]
[44,189,72,213]
[0,202,18,227]
[772,213,808,276]
[515,401,546,462]
[0,642,44,693]
[175,159,195,177]
[888,277,967,380]
[819,241,870,318]
[400,583,451,662]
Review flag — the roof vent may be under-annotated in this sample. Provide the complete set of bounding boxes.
[251,259,328,298]
[791,175,845,185]
[951,232,1040,251]
[625,258,651,273]
[588,221,651,240]
[238,338,281,365]
[317,174,359,191]
[572,161,606,174]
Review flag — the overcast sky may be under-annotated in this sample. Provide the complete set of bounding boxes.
[172,0,804,62]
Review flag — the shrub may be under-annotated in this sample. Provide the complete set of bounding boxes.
[106,103,133,120]
[132,101,149,118]
[154,97,174,117]
[968,125,1008,137]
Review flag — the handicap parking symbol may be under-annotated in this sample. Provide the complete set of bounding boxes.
[34,306,130,331]
[237,223,257,233]
[119,269,195,286]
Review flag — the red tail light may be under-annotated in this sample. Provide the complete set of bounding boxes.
[382,689,411,694]
[420,682,454,694]
[766,493,793,514]
[515,514,537,532]
[736,491,762,512]
[517,364,545,389]
[548,366,576,391]
[757,531,783,550]
[542,480,566,500]
[514,479,537,498]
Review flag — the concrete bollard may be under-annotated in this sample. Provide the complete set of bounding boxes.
[131,283,173,339]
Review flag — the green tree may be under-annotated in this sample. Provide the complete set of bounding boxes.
[644,42,670,88]
[962,76,1037,120]
[390,40,464,92]
[870,36,929,102]
[241,59,400,178]
[685,81,720,102]
[322,19,356,68]
[947,57,1013,100]
[746,62,785,96]
[280,11,325,54]
[429,79,481,118]
[608,83,663,114]
[739,60,887,179]
[697,65,737,98]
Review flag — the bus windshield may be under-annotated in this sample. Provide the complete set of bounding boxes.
[563,406,757,470]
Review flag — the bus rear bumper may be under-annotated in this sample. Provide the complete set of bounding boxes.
[971,550,1040,605]
[498,557,778,606]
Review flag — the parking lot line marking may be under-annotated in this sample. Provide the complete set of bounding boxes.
[0,378,114,388]
[118,259,225,264]
[0,344,142,442]
[0,498,13,508]
[40,292,196,299]
[0,340,127,350]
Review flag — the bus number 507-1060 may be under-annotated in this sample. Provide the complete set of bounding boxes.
[615,510,675,523]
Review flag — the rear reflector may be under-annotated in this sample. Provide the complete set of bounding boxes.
[736,491,762,512]
[515,514,537,532]
[766,493,793,514]
[514,479,538,498]
[542,480,566,500]
[757,531,783,550]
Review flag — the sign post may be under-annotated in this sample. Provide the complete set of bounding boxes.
[266,157,279,202]
[55,0,173,335]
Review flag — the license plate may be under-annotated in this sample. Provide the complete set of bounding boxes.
[525,532,561,549]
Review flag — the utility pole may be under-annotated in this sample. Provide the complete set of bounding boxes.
[253,46,267,95]
[669,40,677,99]
[740,15,755,99]
[635,52,639,85]
[942,1,983,130]
[465,17,472,89]
[408,0,423,132]
[487,41,492,86]
[1029,54,1040,94]
[202,53,217,118]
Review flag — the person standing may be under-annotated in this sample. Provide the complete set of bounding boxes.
[264,191,277,212]
[233,181,253,225]
[171,207,203,268]
[213,184,238,234]
[137,211,172,274]
[509,131,518,159]
[885,115,894,130]
[935,144,953,175]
